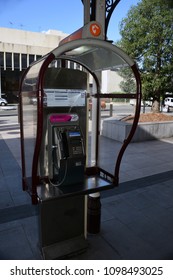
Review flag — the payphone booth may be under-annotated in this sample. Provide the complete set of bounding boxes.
[19,38,141,259]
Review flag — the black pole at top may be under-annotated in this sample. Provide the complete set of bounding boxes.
[81,0,121,39]
[105,0,121,37]
[90,0,96,21]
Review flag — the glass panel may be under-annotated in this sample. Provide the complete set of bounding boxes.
[51,41,139,182]
[101,67,135,94]
[38,66,88,178]
[55,43,129,72]
[71,47,127,72]
[21,57,47,178]
[21,92,37,178]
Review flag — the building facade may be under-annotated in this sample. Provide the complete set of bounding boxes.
[0,27,68,102]
[0,27,123,103]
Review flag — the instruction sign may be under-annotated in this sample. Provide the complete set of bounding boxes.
[44,89,86,107]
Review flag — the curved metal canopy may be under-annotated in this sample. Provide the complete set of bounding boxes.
[51,39,135,73]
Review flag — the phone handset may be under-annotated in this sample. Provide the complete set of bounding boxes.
[54,128,69,160]
[50,127,69,187]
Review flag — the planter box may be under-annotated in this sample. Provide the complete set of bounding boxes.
[101,117,173,142]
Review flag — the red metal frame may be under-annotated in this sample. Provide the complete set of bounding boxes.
[31,53,55,204]
[113,63,142,184]
[19,40,141,204]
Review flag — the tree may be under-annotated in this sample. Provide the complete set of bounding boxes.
[118,0,173,112]
[119,67,136,93]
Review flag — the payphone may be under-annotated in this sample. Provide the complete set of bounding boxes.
[47,113,86,186]
[19,0,142,259]
[19,40,141,259]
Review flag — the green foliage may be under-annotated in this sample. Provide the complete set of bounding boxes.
[118,0,173,109]
[118,67,136,93]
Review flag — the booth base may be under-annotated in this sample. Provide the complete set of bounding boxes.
[42,236,88,260]
[39,194,87,259]
[36,174,115,259]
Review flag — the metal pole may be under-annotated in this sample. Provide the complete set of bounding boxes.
[110,102,113,116]
[83,0,91,24]
[87,0,106,234]
[95,0,106,39]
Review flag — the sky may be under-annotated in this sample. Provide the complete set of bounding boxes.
[0,0,140,42]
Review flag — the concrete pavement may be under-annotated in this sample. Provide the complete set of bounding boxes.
[0,113,173,259]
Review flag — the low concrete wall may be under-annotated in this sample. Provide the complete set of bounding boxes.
[101,117,173,142]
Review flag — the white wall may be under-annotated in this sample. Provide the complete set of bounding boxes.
[0,27,68,55]
[0,27,125,97]
[102,70,123,93]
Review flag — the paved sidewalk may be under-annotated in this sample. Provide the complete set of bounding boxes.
[0,114,173,259]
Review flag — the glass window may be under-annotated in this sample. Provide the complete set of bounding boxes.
[29,54,35,65]
[14,53,20,69]
[6,52,12,68]
[56,59,61,68]
[36,55,42,61]
[76,63,82,70]
[69,61,74,69]
[0,52,4,67]
[22,54,27,69]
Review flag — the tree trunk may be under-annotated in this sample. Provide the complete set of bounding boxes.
[151,100,160,113]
